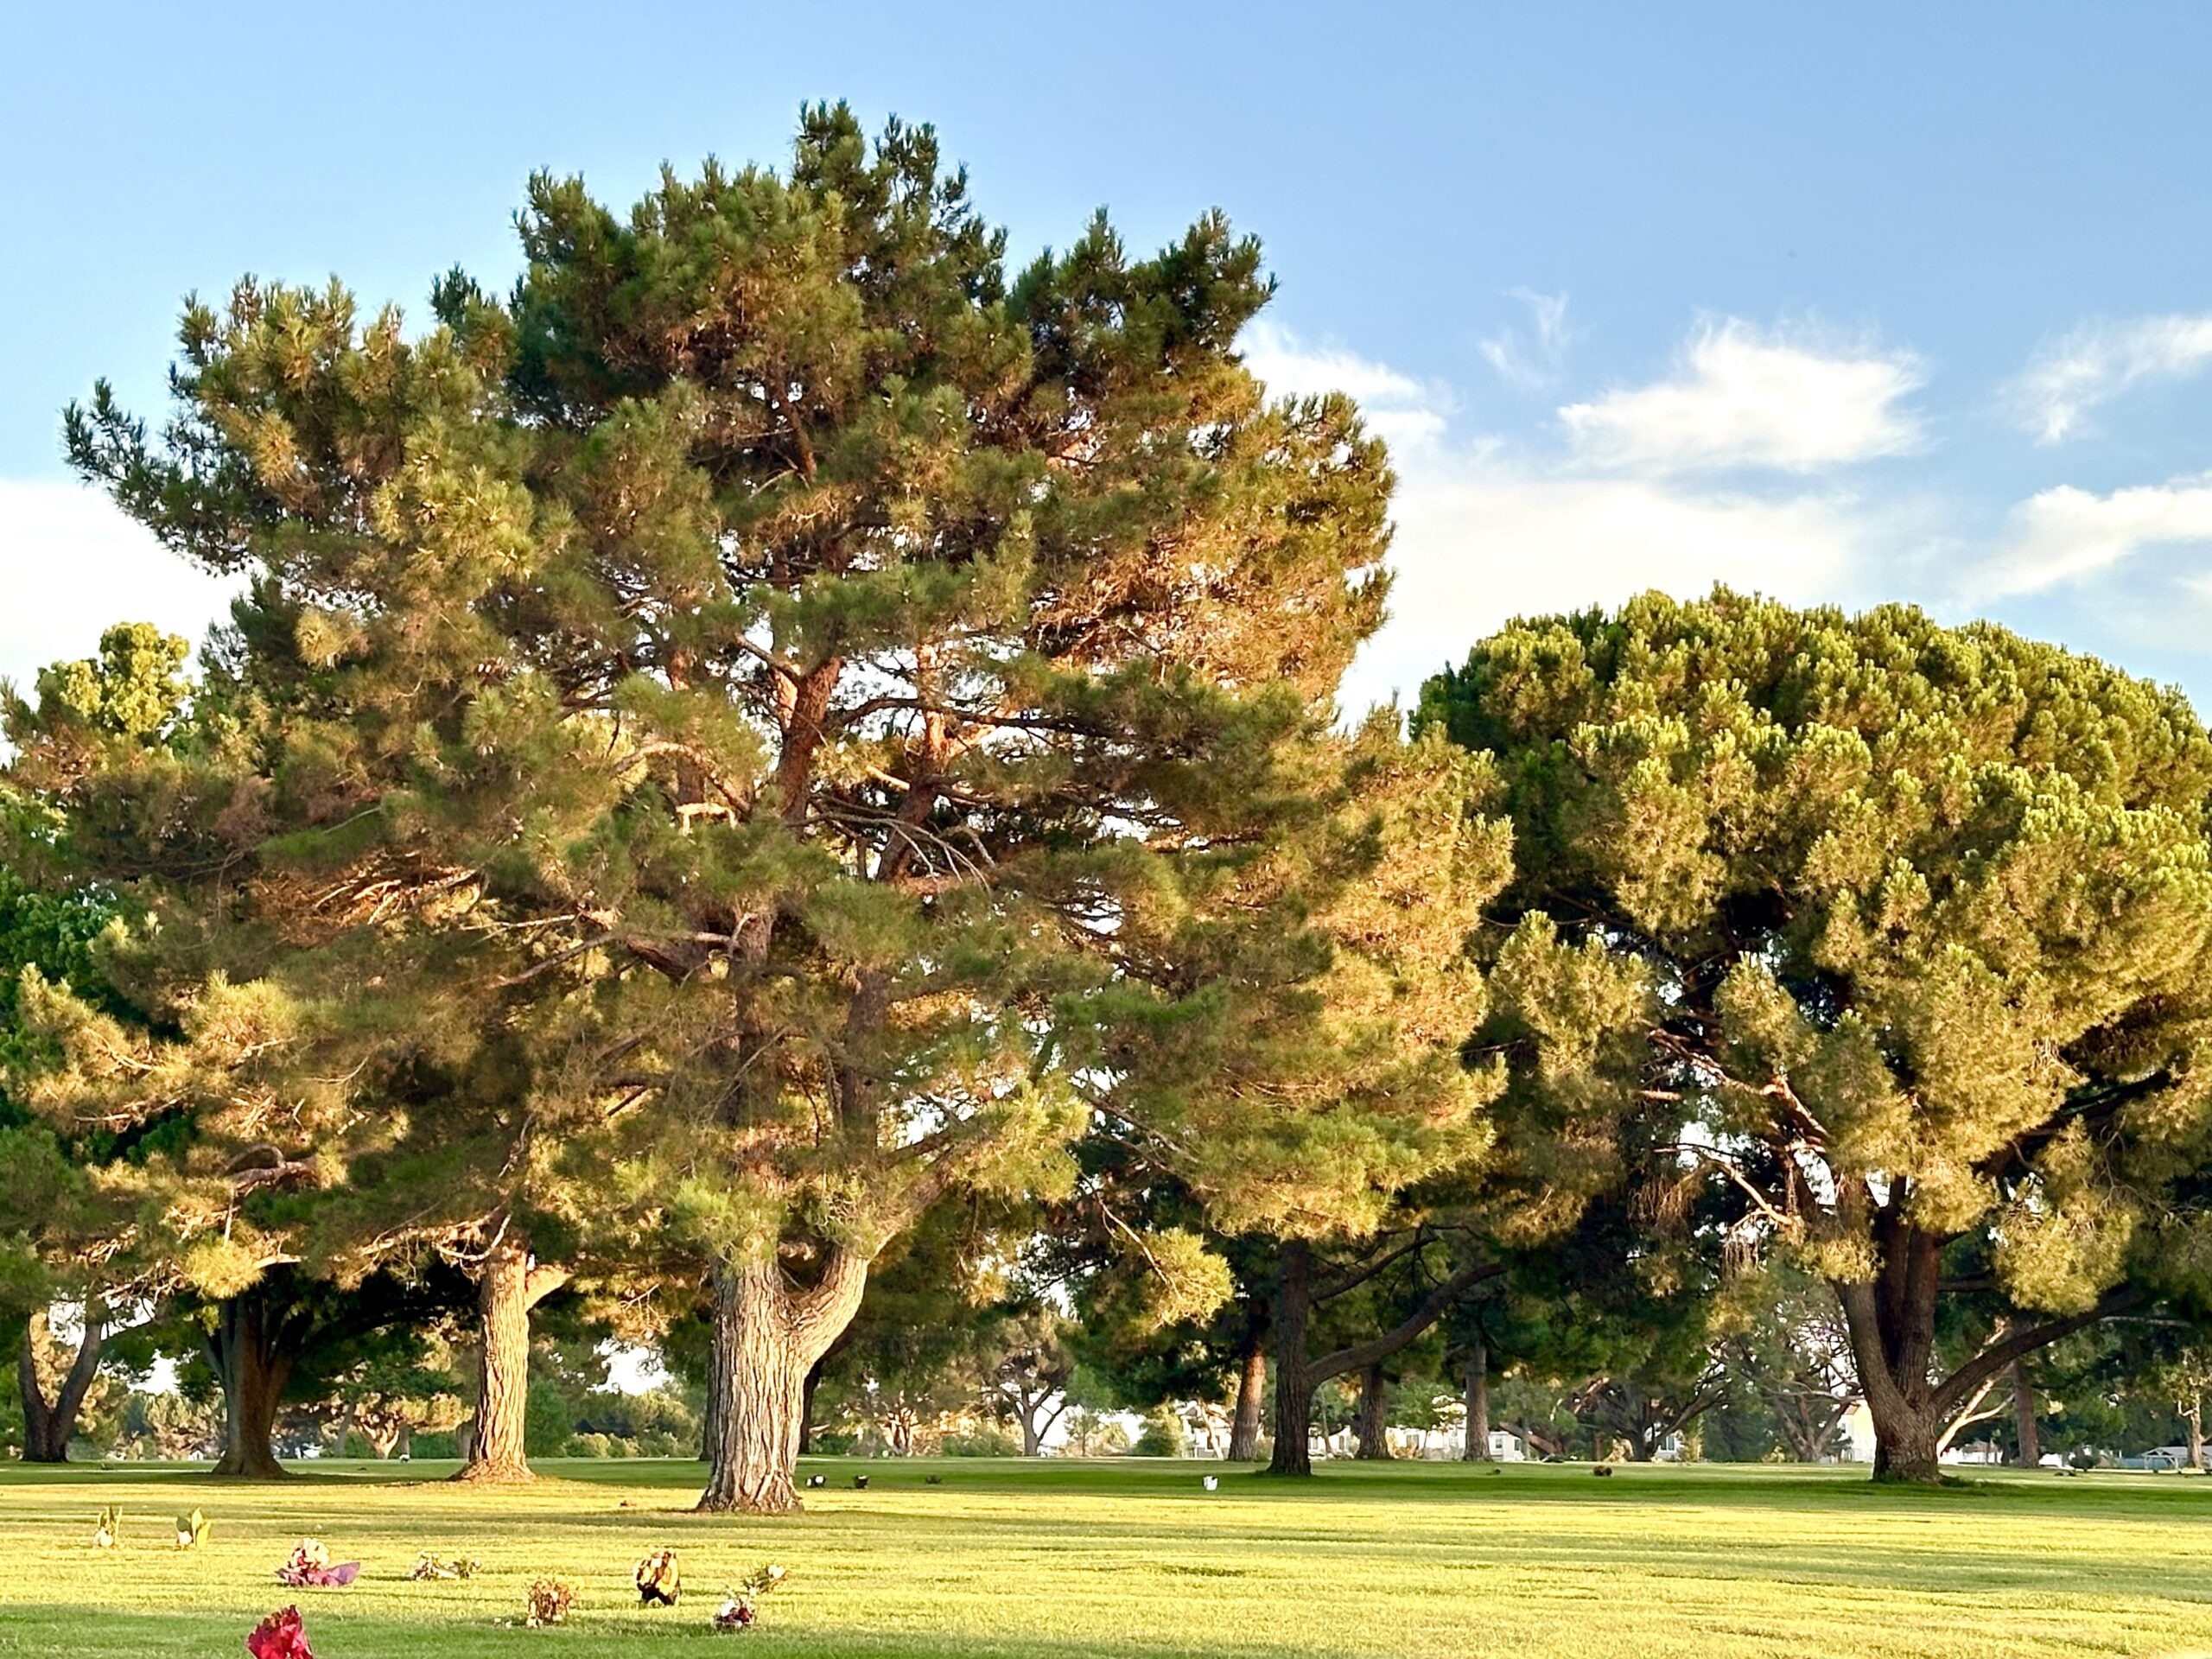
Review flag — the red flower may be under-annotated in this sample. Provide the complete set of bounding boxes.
[246,1605,314,1659]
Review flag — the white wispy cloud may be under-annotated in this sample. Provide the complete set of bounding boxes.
[1242,321,1922,712]
[1973,474,2212,599]
[1559,318,1925,474]
[0,479,239,696]
[1478,289,1575,390]
[2009,314,2212,443]
[1348,459,1901,707]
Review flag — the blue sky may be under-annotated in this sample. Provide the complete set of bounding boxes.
[8,1,2212,715]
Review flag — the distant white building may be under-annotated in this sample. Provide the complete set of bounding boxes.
[1839,1400,1875,1463]
[1485,1428,1528,1461]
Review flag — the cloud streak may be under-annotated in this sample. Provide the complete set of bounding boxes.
[2010,314,2212,443]
[1478,289,1575,390]
[1974,474,2212,598]
[1559,319,1925,474]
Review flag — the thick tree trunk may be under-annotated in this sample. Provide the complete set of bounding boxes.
[2011,1362,2040,1467]
[208,1294,294,1479]
[1867,1396,1943,1482]
[1834,1216,1949,1484]
[1227,1330,1268,1461]
[1462,1340,1491,1461]
[1353,1362,1391,1459]
[1267,1242,1317,1477]
[1266,1237,1500,1478]
[1019,1404,1045,1458]
[454,1231,565,1484]
[2186,1402,2203,1474]
[19,1309,105,1464]
[697,1248,868,1516]
[1834,1198,2129,1482]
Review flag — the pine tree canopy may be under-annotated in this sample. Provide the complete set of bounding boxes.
[1418,587,2212,1474]
[16,105,1473,1471]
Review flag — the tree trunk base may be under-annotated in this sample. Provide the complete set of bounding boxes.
[210,1448,291,1480]
[696,1488,804,1517]
[1869,1422,1945,1484]
[449,1458,536,1484]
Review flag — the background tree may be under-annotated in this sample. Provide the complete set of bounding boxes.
[0,636,191,1461]
[1421,588,2212,1480]
[1712,1267,1856,1462]
[978,1301,1077,1456]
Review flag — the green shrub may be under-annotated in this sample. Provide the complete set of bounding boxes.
[1134,1409,1187,1458]
[412,1431,459,1459]
[563,1432,614,1458]
[524,1381,575,1458]
[942,1427,1021,1457]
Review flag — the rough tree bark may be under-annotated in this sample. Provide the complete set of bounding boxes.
[1227,1323,1268,1462]
[1462,1339,1491,1461]
[2011,1362,2040,1468]
[207,1293,296,1479]
[454,1228,569,1483]
[1267,1237,1502,1478]
[1353,1362,1392,1460]
[697,1247,869,1515]
[19,1307,105,1464]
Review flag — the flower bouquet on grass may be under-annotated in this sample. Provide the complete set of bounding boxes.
[408,1553,480,1580]
[91,1505,122,1549]
[276,1541,359,1588]
[177,1508,211,1548]
[245,1605,312,1659]
[635,1547,680,1606]
[524,1579,576,1627]
[711,1564,789,1633]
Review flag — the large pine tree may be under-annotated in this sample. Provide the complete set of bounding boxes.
[50,106,1410,1512]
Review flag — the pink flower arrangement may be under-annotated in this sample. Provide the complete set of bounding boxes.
[276,1540,360,1588]
[245,1605,312,1659]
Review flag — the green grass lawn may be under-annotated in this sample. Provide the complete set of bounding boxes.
[2,1455,2209,1657]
